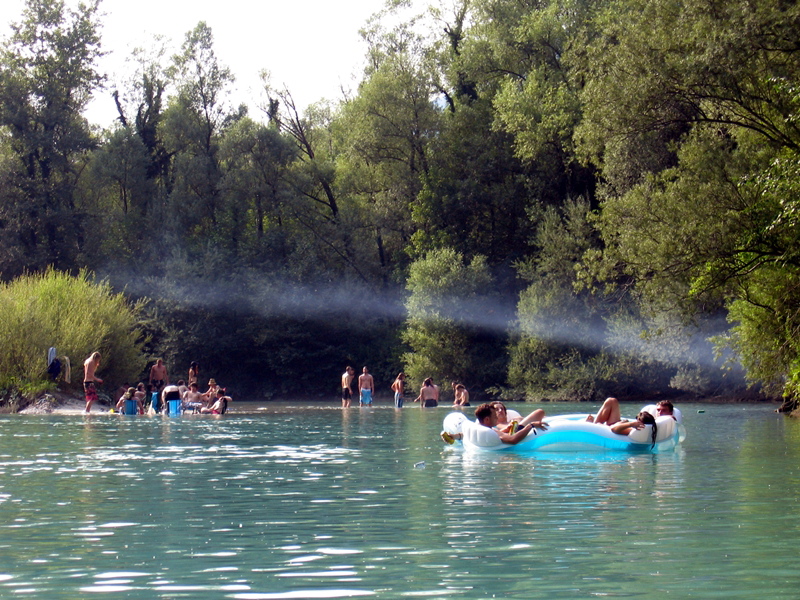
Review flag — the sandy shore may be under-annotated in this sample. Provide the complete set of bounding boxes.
[17,391,112,415]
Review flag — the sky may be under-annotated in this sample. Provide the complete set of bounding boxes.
[0,0,385,127]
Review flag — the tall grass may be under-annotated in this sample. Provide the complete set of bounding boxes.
[0,269,148,393]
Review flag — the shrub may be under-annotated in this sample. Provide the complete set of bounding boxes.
[0,269,148,394]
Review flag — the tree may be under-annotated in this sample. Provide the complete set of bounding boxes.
[334,23,443,284]
[266,85,341,221]
[0,268,147,393]
[112,39,172,194]
[508,198,611,400]
[81,126,154,265]
[578,0,800,401]
[218,117,296,256]
[161,22,238,241]
[402,247,503,393]
[0,0,103,277]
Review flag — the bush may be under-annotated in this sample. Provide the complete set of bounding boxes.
[0,269,148,394]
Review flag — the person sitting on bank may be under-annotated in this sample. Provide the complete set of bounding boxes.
[202,379,220,406]
[182,382,205,413]
[115,387,142,414]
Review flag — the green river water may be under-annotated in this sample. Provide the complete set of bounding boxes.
[1,401,799,599]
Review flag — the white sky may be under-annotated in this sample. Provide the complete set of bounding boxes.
[1,0,385,127]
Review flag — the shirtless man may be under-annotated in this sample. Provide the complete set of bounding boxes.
[655,400,682,423]
[442,403,540,445]
[341,366,355,408]
[149,358,169,394]
[83,352,103,413]
[183,382,205,413]
[454,384,470,407]
[391,373,405,408]
[358,366,374,407]
[161,383,182,415]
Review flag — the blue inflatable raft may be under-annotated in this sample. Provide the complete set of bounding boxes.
[442,409,685,454]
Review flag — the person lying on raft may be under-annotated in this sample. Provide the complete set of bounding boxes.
[586,396,623,425]
[654,400,681,422]
[491,401,548,432]
[610,411,659,447]
[442,403,545,445]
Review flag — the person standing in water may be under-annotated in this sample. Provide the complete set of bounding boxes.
[415,378,439,407]
[83,351,103,413]
[392,373,406,408]
[453,384,470,407]
[341,366,354,408]
[358,366,374,407]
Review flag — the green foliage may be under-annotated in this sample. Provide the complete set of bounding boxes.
[508,199,609,400]
[402,248,504,392]
[0,0,103,276]
[0,269,148,391]
[720,269,800,397]
[2,0,796,403]
[410,99,535,274]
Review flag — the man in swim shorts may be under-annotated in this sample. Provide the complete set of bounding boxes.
[149,358,168,394]
[183,382,205,413]
[358,366,374,407]
[391,373,405,408]
[341,366,354,408]
[83,351,103,413]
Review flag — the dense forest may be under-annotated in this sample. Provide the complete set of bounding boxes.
[1,0,798,407]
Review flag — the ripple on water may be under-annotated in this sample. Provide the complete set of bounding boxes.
[2,405,800,599]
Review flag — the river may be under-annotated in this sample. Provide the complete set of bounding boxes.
[0,401,798,598]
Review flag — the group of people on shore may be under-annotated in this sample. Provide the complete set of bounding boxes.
[442,397,681,446]
[340,367,473,409]
[82,352,229,415]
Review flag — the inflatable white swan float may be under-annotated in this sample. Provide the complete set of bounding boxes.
[442,405,685,453]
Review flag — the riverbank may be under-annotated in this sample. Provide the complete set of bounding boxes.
[16,390,107,415]
[8,391,788,417]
